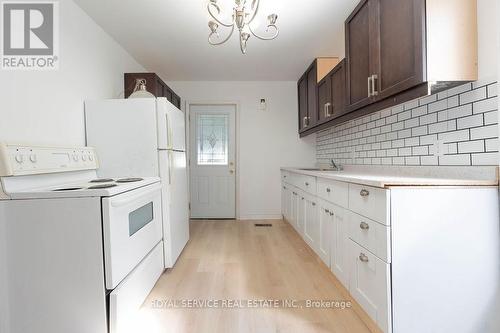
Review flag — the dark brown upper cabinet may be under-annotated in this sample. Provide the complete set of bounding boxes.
[124,73,182,109]
[345,0,372,112]
[318,60,346,124]
[345,0,477,113]
[298,58,340,132]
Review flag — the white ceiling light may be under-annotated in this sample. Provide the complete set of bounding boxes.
[207,0,279,54]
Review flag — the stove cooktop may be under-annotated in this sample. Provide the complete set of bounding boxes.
[10,177,160,199]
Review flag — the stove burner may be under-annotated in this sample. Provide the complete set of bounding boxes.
[52,187,83,191]
[116,178,144,183]
[90,178,115,183]
[88,184,118,189]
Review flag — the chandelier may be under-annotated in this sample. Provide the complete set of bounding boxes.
[207,0,279,54]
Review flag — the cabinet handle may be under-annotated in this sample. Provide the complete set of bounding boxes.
[360,222,370,230]
[312,202,316,206]
[305,182,309,186]
[326,188,331,193]
[371,74,379,96]
[325,103,333,117]
[301,197,304,200]
[303,116,309,128]
[324,104,328,118]
[360,189,370,197]
[367,76,372,98]
[359,253,369,263]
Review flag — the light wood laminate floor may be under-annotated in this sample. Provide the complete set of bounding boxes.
[138,220,379,333]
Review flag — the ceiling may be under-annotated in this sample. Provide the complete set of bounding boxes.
[74,0,359,81]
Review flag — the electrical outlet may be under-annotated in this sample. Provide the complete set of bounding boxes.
[431,139,447,157]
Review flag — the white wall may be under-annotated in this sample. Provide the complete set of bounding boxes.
[0,0,145,146]
[169,81,316,220]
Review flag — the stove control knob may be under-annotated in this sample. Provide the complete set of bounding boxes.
[82,155,87,161]
[29,154,37,163]
[89,155,94,161]
[73,154,79,162]
[15,154,24,164]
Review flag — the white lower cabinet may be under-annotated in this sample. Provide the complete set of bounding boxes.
[330,205,349,287]
[348,239,391,333]
[317,201,332,266]
[302,193,318,252]
[281,170,500,333]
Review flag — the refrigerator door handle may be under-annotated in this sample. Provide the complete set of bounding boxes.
[168,151,172,185]
[165,113,173,150]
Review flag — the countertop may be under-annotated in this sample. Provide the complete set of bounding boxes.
[281,165,499,188]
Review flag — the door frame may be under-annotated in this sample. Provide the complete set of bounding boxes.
[185,101,240,220]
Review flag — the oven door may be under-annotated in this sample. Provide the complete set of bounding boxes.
[102,183,163,289]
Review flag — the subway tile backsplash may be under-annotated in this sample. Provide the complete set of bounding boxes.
[316,80,499,166]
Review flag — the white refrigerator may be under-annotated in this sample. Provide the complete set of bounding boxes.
[85,98,189,268]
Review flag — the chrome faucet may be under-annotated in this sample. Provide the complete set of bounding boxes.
[330,159,343,171]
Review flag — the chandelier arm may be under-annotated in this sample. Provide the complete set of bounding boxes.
[208,25,236,46]
[207,2,235,27]
[248,24,279,41]
[246,0,260,24]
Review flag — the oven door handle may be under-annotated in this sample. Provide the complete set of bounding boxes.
[108,183,162,208]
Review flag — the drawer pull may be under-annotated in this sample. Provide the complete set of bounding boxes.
[305,182,309,186]
[301,197,304,200]
[326,188,331,193]
[283,186,286,189]
[359,253,369,263]
[360,189,370,197]
[312,202,316,206]
[360,222,370,230]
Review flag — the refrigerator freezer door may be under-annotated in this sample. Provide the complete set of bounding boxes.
[85,99,159,178]
[158,150,190,268]
[156,98,186,151]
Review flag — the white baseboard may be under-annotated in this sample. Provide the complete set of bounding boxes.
[237,214,283,221]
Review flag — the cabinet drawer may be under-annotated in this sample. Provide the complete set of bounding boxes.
[348,184,390,225]
[348,240,391,333]
[296,174,317,195]
[348,211,391,263]
[317,178,348,206]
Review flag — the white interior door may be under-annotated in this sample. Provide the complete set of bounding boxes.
[189,105,236,219]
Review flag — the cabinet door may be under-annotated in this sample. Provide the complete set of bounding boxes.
[303,195,318,252]
[317,76,332,124]
[290,191,298,230]
[317,204,332,267]
[281,184,287,219]
[331,206,349,287]
[298,76,308,132]
[306,65,318,128]
[331,61,346,117]
[373,0,425,100]
[348,239,391,333]
[345,0,374,112]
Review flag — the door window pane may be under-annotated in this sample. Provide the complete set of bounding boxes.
[129,202,154,236]
[197,114,229,165]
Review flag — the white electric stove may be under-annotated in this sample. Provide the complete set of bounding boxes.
[0,143,165,333]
